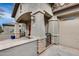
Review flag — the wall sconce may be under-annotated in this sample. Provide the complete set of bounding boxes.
[31,16,35,23]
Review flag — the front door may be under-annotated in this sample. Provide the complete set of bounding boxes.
[46,33,51,47]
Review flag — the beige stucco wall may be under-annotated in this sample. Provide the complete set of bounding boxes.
[59,15,79,49]
[14,3,54,39]
[0,41,37,56]
[53,5,79,47]
[15,3,53,20]
[31,12,46,38]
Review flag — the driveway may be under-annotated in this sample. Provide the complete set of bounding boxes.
[40,45,79,56]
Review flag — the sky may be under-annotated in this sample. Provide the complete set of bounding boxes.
[0,3,16,25]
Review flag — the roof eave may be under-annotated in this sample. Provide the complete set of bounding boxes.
[53,3,79,13]
[12,3,20,18]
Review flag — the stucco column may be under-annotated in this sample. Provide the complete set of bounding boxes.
[31,12,46,39]
[14,23,20,39]
[49,16,59,44]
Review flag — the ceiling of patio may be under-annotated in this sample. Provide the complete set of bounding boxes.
[17,12,32,23]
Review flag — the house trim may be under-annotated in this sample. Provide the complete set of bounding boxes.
[53,4,79,13]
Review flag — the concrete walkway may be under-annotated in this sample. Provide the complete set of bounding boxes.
[39,45,79,56]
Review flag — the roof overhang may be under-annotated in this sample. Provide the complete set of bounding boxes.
[3,24,14,26]
[53,4,79,17]
[17,12,32,23]
[12,3,54,18]
[32,10,52,19]
[53,4,79,13]
[44,10,52,19]
[12,3,20,18]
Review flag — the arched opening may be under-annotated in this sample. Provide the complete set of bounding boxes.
[16,12,32,38]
